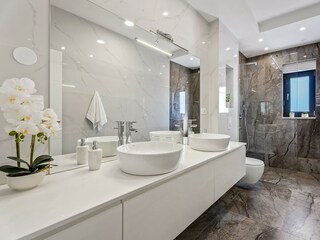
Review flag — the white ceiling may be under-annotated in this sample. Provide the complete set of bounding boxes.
[186,0,320,58]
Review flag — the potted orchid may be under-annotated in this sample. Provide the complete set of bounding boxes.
[0,78,60,190]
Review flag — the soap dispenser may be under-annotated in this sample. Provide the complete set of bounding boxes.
[76,138,89,165]
[88,141,102,171]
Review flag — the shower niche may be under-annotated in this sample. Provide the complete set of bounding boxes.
[226,65,234,108]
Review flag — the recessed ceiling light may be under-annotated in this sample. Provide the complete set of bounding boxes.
[299,27,306,31]
[163,11,169,16]
[96,40,105,44]
[159,72,163,75]
[190,57,194,61]
[124,20,135,27]
[61,46,65,50]
[162,65,166,68]
[233,54,238,58]
[258,38,263,42]
[264,47,269,51]
[226,47,231,51]
[303,55,307,58]
[202,41,206,45]
[89,54,93,58]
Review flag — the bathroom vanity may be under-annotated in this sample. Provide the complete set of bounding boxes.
[0,142,245,240]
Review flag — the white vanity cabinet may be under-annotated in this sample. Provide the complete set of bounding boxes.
[213,146,246,201]
[44,203,122,240]
[123,162,215,240]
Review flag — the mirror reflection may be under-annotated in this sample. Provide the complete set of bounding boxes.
[49,0,200,173]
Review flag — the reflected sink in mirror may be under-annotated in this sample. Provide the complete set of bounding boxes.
[149,131,181,143]
[189,133,230,152]
[117,142,183,176]
[78,136,119,157]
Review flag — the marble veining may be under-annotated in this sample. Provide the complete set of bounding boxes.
[176,167,320,240]
[51,7,170,154]
[169,61,200,133]
[239,42,320,174]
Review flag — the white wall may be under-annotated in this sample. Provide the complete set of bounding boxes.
[217,22,240,141]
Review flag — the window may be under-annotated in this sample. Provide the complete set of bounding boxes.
[283,70,316,118]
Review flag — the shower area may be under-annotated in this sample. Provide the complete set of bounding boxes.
[239,45,320,173]
[239,52,303,168]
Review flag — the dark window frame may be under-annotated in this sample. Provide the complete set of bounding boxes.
[283,69,316,118]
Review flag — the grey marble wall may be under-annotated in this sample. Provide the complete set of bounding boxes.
[0,0,50,164]
[169,61,200,133]
[240,42,320,174]
[51,7,170,154]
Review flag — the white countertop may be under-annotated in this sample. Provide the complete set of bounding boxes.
[0,142,245,240]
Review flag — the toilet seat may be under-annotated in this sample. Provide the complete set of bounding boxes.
[246,157,264,167]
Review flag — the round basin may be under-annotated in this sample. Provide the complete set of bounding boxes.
[78,136,118,157]
[189,133,230,152]
[117,141,183,175]
[149,131,181,143]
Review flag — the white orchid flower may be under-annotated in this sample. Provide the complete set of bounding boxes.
[21,95,44,111]
[0,78,36,96]
[42,108,58,122]
[39,121,61,137]
[3,108,42,124]
[15,122,39,136]
[0,92,24,111]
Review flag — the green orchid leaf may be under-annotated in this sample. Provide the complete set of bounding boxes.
[7,157,30,168]
[0,165,30,174]
[7,172,32,177]
[31,165,50,174]
[32,155,54,167]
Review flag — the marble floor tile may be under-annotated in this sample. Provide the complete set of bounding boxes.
[195,211,274,240]
[228,183,292,228]
[176,167,320,240]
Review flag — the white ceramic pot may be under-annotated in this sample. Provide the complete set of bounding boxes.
[6,171,46,191]
[302,113,309,118]
[289,112,295,118]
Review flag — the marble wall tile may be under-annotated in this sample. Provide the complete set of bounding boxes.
[51,7,170,154]
[240,42,320,173]
[0,0,49,165]
[169,61,200,133]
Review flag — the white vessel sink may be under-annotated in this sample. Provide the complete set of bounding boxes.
[117,141,183,175]
[189,133,230,152]
[149,131,181,143]
[78,136,118,157]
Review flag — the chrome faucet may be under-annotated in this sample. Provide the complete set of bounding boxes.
[125,121,138,144]
[175,119,197,144]
[114,121,125,145]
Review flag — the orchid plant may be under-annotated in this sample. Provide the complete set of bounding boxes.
[0,78,60,177]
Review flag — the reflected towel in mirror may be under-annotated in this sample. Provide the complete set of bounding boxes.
[86,91,107,131]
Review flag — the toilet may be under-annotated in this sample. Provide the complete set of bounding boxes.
[239,157,265,184]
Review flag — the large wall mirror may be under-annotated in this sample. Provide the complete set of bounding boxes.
[49,0,200,173]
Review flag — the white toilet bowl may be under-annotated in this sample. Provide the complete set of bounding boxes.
[239,157,265,184]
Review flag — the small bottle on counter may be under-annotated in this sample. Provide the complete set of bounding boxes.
[76,138,89,165]
[88,141,102,171]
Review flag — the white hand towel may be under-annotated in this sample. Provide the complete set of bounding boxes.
[86,91,107,131]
